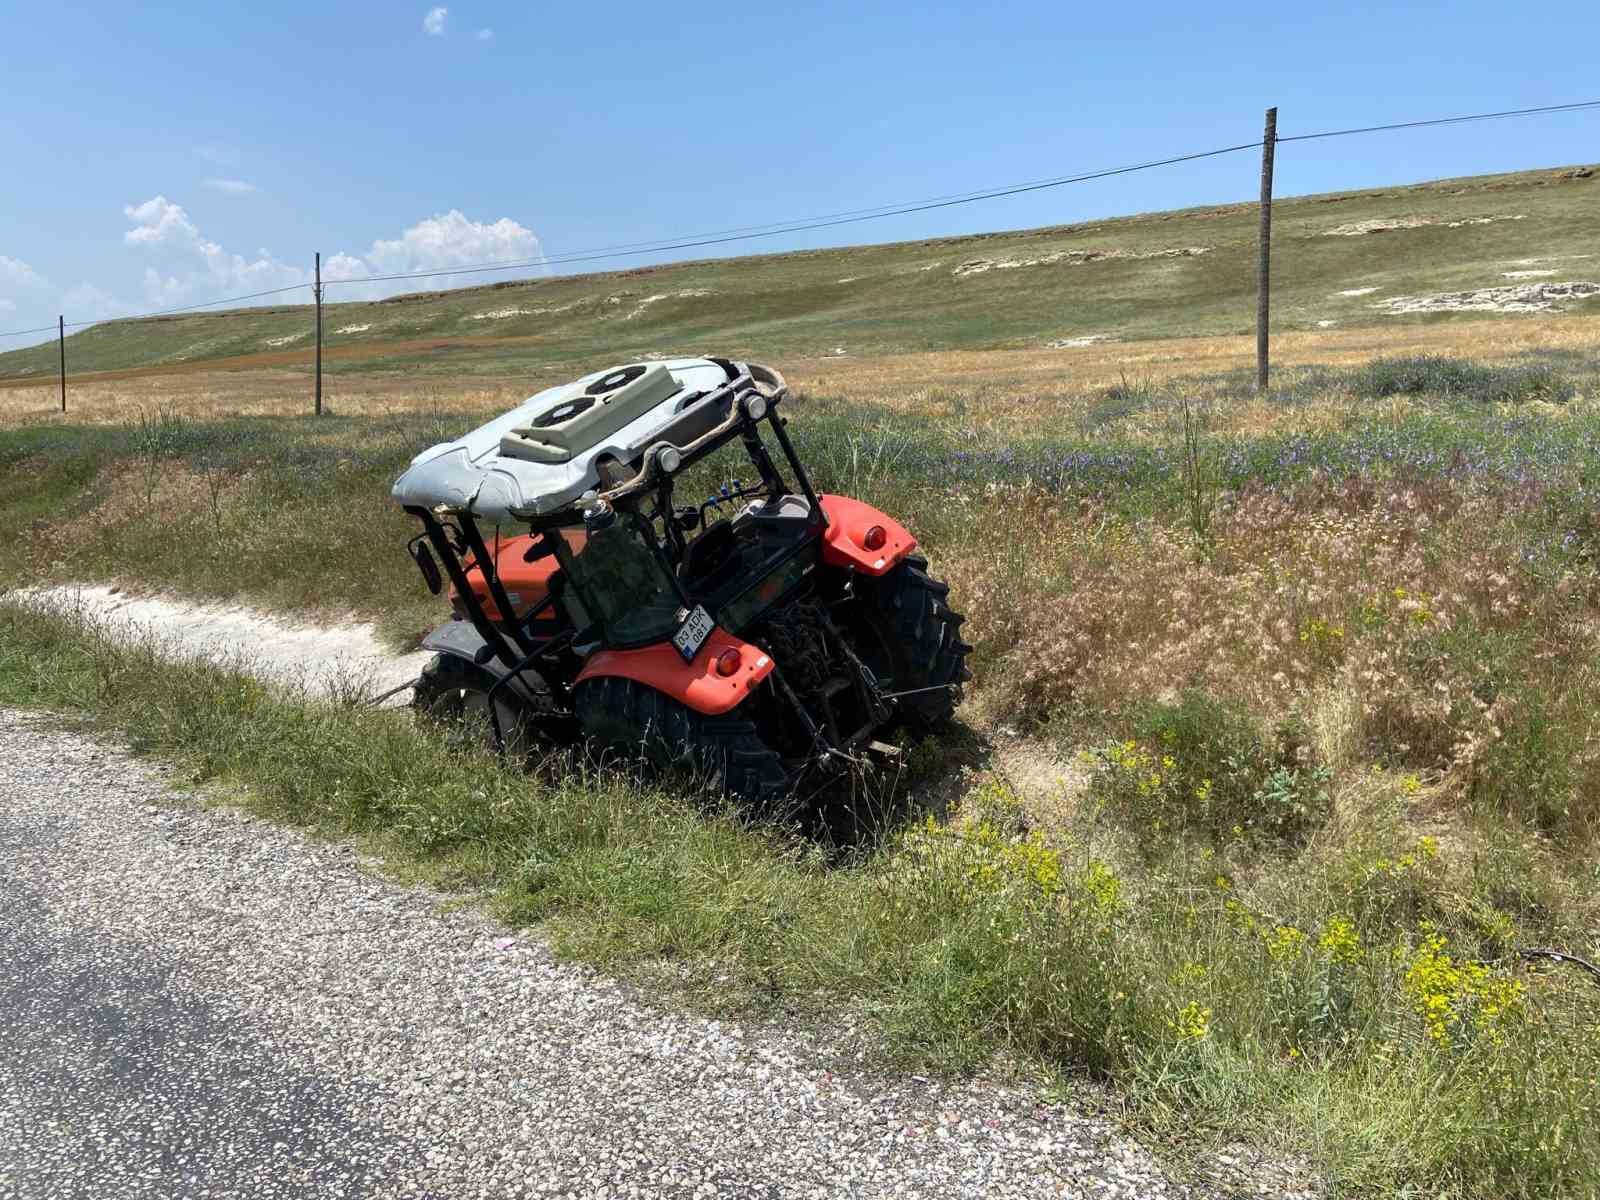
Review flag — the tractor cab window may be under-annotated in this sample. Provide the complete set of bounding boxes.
[666,422,818,600]
[552,514,684,647]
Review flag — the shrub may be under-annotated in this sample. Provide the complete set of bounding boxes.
[1087,691,1330,847]
[1355,356,1576,405]
[1463,688,1591,838]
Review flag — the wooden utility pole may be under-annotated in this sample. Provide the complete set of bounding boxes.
[1256,106,1278,393]
[57,315,66,414]
[313,252,324,416]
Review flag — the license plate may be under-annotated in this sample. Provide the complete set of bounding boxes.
[672,605,716,663]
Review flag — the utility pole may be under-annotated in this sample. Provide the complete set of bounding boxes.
[1256,106,1278,394]
[314,252,323,417]
[57,315,66,414]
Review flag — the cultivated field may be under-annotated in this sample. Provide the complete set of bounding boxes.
[3,163,1599,1198]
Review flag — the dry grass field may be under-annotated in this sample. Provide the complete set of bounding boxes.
[4,312,1598,431]
[1,160,1596,386]
[3,168,1600,1197]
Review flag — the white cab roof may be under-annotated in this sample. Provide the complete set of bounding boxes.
[391,357,735,523]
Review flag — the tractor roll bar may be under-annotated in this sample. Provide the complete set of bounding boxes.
[404,504,523,668]
[456,513,538,656]
[592,367,788,508]
[586,364,825,527]
[412,360,822,674]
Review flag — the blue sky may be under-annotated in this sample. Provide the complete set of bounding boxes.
[2,0,1597,344]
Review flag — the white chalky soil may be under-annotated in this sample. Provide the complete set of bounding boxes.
[13,584,432,703]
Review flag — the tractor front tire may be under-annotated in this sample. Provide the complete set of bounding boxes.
[412,653,541,761]
[574,675,789,809]
[855,553,972,729]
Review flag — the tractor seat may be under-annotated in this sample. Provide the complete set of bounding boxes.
[744,494,811,527]
[680,518,740,591]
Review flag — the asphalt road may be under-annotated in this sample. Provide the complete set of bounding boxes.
[0,708,1274,1199]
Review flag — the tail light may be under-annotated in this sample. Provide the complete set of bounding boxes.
[863,525,887,551]
[715,648,743,677]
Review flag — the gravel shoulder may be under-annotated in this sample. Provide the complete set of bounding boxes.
[0,707,1240,1200]
[11,584,430,703]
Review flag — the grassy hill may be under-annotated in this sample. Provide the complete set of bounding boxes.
[2,162,1597,383]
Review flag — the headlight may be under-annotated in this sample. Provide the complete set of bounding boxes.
[655,445,683,474]
[743,394,768,421]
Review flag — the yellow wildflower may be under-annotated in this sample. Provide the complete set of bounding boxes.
[1265,924,1308,962]
[1402,931,1524,1048]
[1318,917,1363,966]
[1081,859,1123,914]
[1170,1001,1212,1042]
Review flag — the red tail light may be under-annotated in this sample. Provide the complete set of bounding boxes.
[863,525,887,551]
[715,648,743,677]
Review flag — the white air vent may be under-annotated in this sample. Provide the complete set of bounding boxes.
[499,363,679,463]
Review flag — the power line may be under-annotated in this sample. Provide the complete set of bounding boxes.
[3,96,1598,342]
[324,142,1266,288]
[303,98,1600,289]
[0,323,57,340]
[1281,99,1600,143]
[0,288,310,345]
[6,145,1268,335]
[315,140,1260,289]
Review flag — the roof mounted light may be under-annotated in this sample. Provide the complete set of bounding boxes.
[580,490,615,531]
[742,394,769,421]
[653,444,683,475]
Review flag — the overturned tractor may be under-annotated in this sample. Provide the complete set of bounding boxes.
[393,357,970,804]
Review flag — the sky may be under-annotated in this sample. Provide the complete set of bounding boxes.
[2,0,1598,347]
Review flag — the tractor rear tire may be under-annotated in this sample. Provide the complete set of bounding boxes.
[413,653,541,761]
[574,675,789,809]
[855,553,972,729]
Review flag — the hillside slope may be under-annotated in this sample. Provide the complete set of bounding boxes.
[2,163,1596,382]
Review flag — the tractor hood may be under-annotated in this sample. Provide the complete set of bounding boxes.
[391,357,741,523]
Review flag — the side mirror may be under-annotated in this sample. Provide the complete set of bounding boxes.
[408,537,443,595]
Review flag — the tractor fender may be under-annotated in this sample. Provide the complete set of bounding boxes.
[419,618,550,705]
[818,494,917,576]
[574,627,774,716]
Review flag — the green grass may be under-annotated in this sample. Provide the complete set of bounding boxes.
[5,353,1600,1194]
[2,162,1598,381]
[1,600,1596,1198]
[3,353,1600,646]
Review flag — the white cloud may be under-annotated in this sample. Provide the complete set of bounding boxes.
[123,196,209,249]
[59,282,129,324]
[476,27,493,40]
[318,252,369,281]
[0,255,132,335]
[122,194,305,304]
[140,267,192,308]
[1,255,47,289]
[423,6,447,34]
[117,195,543,307]
[203,178,258,195]
[1,255,51,328]
[6,199,546,339]
[366,210,540,275]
